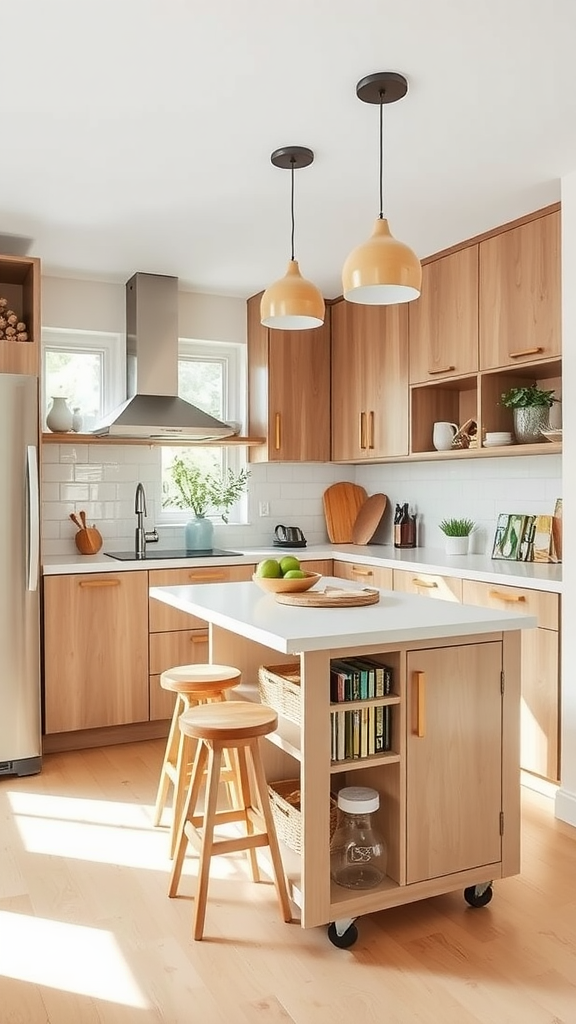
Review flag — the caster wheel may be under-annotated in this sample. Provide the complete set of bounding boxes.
[327,922,359,948]
[464,884,493,908]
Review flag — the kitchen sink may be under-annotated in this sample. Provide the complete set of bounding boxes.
[104,548,242,561]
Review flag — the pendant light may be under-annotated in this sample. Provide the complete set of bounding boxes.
[260,146,325,330]
[342,72,421,305]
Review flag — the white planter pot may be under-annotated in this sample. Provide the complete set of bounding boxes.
[444,535,469,556]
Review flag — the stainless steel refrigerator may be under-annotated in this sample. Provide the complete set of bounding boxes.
[0,373,41,776]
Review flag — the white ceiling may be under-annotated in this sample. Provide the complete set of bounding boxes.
[2,0,576,300]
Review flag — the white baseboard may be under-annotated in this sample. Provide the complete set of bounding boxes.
[555,787,576,827]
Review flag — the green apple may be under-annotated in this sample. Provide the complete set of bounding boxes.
[283,569,307,579]
[279,555,301,575]
[255,558,282,578]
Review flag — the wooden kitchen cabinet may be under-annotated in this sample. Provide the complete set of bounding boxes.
[461,580,560,781]
[148,563,255,720]
[409,245,479,385]
[333,560,393,589]
[331,299,409,461]
[0,254,41,376]
[393,568,462,602]
[247,292,331,462]
[479,209,561,371]
[44,571,149,733]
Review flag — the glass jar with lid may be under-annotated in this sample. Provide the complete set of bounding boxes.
[330,786,387,889]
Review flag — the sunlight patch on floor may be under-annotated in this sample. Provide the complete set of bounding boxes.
[0,911,148,1006]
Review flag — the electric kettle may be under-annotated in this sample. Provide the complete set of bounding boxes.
[273,524,307,548]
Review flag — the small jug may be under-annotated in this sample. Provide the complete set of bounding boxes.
[432,421,459,451]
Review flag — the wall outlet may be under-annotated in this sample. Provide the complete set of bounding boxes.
[259,501,270,517]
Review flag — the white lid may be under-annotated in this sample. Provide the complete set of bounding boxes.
[337,786,379,814]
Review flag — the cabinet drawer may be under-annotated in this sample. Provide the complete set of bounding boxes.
[149,674,178,721]
[462,580,559,631]
[301,559,332,576]
[149,564,255,632]
[149,629,209,676]
[393,569,462,602]
[333,561,393,589]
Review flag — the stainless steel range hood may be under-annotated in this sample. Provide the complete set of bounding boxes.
[92,273,235,440]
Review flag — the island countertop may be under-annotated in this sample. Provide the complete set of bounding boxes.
[149,576,537,655]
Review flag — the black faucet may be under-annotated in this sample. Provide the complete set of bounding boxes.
[134,482,159,558]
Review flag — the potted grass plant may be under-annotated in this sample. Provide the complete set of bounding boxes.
[439,517,475,555]
[500,384,556,444]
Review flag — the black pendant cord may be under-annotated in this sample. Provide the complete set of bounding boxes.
[379,91,384,219]
[290,157,296,261]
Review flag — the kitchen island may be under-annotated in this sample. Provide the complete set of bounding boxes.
[152,576,534,940]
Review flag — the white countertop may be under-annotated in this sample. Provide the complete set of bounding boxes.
[42,543,562,593]
[149,576,538,655]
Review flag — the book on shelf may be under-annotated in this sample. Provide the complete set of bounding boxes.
[329,656,393,702]
[330,703,392,762]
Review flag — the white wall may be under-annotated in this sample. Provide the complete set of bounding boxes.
[556,174,576,826]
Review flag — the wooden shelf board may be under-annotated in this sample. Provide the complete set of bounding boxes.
[42,432,265,447]
[330,751,401,773]
[333,442,561,465]
[330,696,401,711]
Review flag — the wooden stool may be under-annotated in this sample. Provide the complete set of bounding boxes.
[153,664,241,856]
[168,701,292,941]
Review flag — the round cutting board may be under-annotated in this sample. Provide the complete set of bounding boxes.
[275,586,380,608]
[351,493,388,545]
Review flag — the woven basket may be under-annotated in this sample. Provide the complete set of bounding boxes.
[268,778,338,854]
[258,663,301,724]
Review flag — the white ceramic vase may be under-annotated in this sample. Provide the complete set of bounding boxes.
[46,396,73,432]
[444,535,469,555]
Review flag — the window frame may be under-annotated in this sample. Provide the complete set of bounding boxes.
[41,327,125,428]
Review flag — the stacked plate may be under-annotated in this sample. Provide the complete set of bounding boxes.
[540,427,562,443]
[483,431,513,447]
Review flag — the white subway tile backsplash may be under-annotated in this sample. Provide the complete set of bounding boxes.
[43,463,75,483]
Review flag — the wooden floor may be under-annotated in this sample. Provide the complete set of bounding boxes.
[1,740,575,1024]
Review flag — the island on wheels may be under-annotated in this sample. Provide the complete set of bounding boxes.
[150,575,535,948]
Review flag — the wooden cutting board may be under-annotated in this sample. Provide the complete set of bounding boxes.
[322,482,367,543]
[275,586,380,608]
[351,493,388,545]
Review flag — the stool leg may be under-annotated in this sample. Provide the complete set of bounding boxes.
[247,741,292,924]
[168,739,208,898]
[235,745,260,883]
[169,729,195,859]
[193,743,223,941]
[152,693,184,827]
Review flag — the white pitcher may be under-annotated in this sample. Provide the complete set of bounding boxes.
[432,421,459,451]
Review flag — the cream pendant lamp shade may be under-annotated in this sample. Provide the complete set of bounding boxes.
[260,146,325,330]
[343,72,421,306]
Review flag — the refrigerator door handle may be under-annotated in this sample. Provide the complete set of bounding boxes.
[27,445,40,592]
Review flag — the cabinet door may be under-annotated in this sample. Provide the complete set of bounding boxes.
[409,246,479,384]
[406,643,502,883]
[393,568,462,602]
[333,561,393,589]
[331,300,409,460]
[44,572,149,733]
[479,211,561,370]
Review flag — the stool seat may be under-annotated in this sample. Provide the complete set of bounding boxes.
[153,663,242,856]
[169,699,291,940]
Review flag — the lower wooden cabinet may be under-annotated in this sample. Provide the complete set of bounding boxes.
[393,568,462,602]
[148,564,255,720]
[333,561,393,589]
[43,572,149,733]
[462,580,560,781]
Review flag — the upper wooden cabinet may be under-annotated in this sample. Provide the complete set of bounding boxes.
[409,245,479,384]
[0,254,41,376]
[479,209,561,370]
[247,292,331,462]
[331,299,409,461]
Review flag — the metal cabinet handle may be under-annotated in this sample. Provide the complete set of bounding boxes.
[359,411,367,450]
[368,410,375,449]
[413,579,438,588]
[508,347,543,358]
[274,413,281,450]
[428,365,455,375]
[415,671,426,737]
[188,571,227,582]
[79,579,121,588]
[488,589,526,603]
[351,567,374,577]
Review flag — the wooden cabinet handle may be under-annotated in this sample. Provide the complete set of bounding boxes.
[489,589,526,603]
[413,579,438,588]
[351,567,374,577]
[190,634,208,644]
[189,571,227,582]
[359,411,367,450]
[508,346,543,359]
[428,365,455,375]
[274,413,281,450]
[79,578,121,588]
[368,410,375,450]
[415,671,426,737]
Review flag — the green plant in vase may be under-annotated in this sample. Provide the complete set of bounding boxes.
[439,517,475,555]
[163,457,250,549]
[500,384,557,444]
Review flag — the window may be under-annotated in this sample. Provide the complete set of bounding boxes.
[42,328,124,430]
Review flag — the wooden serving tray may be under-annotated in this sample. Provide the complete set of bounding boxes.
[275,586,380,608]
